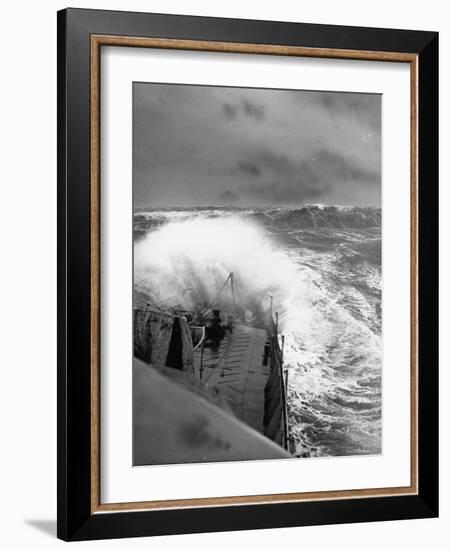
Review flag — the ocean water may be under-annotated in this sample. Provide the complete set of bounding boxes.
[134,205,382,458]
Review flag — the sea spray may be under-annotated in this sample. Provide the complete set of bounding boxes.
[134,216,308,322]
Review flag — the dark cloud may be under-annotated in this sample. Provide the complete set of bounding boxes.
[314,150,379,183]
[235,161,262,177]
[247,150,296,176]
[223,103,238,120]
[133,83,381,207]
[222,99,265,121]
[242,99,265,120]
[231,147,379,204]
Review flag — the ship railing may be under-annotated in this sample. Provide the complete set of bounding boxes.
[264,312,291,452]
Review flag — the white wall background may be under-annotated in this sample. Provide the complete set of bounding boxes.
[0,1,446,548]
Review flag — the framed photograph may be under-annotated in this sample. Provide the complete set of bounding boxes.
[57,8,438,541]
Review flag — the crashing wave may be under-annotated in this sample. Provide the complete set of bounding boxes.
[135,205,381,236]
[262,205,381,229]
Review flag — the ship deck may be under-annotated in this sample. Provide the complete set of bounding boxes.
[193,323,270,434]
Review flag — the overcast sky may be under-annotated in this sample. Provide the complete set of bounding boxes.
[133,83,381,208]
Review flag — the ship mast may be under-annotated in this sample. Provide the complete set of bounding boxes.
[209,271,237,310]
[230,271,236,309]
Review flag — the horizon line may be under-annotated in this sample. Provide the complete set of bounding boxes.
[134,203,382,211]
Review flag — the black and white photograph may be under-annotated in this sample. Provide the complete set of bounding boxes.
[132,82,382,466]
[0,0,443,545]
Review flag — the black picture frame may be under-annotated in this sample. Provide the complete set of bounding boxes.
[57,7,438,541]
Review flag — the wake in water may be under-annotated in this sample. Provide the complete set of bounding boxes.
[134,205,382,458]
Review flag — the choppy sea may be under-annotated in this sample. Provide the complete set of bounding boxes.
[134,205,382,458]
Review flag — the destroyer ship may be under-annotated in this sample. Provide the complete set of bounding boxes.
[133,272,292,464]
